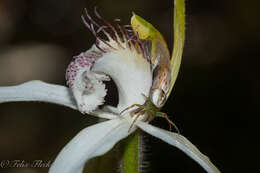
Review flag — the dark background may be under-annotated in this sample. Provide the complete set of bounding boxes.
[0,0,258,172]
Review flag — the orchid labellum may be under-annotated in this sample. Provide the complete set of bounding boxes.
[0,1,221,173]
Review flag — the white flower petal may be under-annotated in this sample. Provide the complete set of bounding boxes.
[50,118,131,173]
[91,109,117,119]
[137,122,221,173]
[0,80,77,109]
[0,80,117,120]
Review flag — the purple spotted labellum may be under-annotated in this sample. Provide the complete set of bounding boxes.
[65,9,152,115]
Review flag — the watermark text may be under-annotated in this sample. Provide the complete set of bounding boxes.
[0,160,51,168]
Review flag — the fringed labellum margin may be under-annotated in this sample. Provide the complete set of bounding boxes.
[65,8,152,115]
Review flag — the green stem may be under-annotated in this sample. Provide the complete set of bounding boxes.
[122,130,141,173]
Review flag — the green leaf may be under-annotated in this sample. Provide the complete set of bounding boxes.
[166,0,186,98]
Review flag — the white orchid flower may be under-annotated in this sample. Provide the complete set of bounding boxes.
[0,2,221,173]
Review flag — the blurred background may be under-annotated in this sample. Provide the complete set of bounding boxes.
[0,0,259,172]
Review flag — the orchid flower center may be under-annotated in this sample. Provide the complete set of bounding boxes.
[65,9,152,115]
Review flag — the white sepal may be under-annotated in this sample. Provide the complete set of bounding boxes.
[49,118,131,173]
[0,80,118,119]
[137,121,221,173]
[0,80,77,109]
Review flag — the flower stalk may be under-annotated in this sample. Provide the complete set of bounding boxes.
[122,130,141,173]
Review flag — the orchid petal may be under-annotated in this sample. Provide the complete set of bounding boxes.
[49,118,131,173]
[91,109,117,119]
[137,122,220,173]
[0,80,77,109]
[0,80,117,119]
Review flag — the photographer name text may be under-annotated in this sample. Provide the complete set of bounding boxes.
[0,160,51,168]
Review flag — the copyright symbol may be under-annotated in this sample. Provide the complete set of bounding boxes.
[0,160,10,168]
